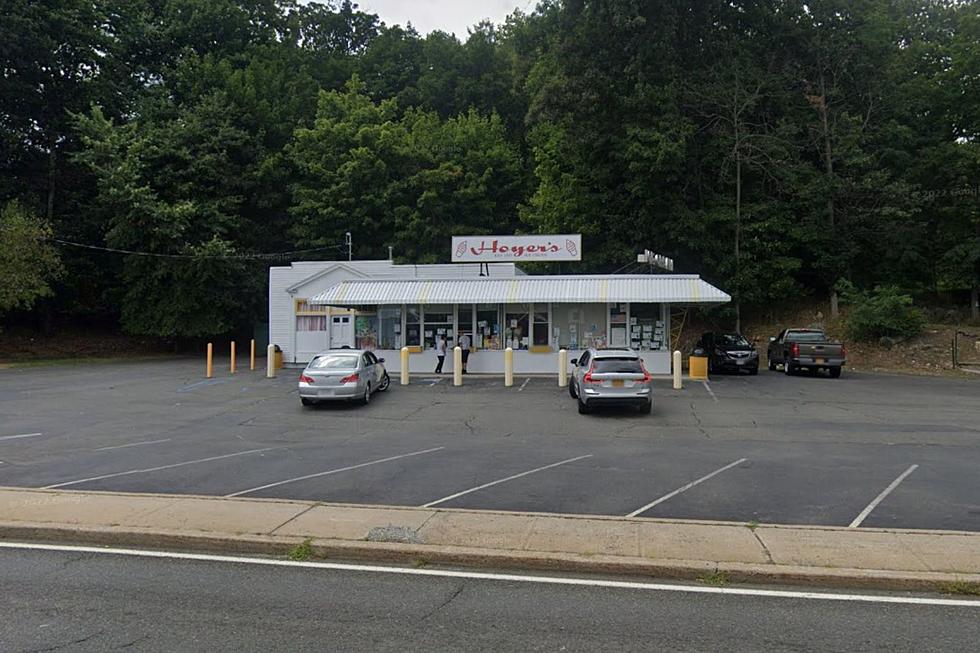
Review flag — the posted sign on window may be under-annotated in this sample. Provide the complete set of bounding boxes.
[452,235,582,262]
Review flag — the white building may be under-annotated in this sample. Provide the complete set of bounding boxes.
[269,259,729,374]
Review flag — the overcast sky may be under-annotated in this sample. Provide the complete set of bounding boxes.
[354,1,530,38]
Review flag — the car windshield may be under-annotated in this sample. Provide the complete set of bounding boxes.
[592,358,643,373]
[309,355,359,369]
[787,331,827,342]
[717,334,750,347]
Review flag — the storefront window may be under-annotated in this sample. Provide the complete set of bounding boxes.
[532,306,550,347]
[504,304,530,350]
[457,305,474,348]
[354,308,379,350]
[423,304,453,349]
[476,304,500,350]
[629,303,665,351]
[609,303,628,349]
[552,304,606,350]
[378,306,402,349]
[405,305,421,347]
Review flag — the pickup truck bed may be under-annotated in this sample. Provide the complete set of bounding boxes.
[767,329,846,378]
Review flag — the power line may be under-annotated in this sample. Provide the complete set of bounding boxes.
[44,237,348,261]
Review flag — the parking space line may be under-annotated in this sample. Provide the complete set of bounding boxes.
[849,464,919,528]
[701,381,718,402]
[0,432,43,441]
[225,447,446,497]
[94,438,172,452]
[44,448,278,489]
[422,455,593,508]
[626,458,748,518]
[517,378,530,392]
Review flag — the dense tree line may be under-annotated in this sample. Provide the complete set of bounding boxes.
[1,0,977,338]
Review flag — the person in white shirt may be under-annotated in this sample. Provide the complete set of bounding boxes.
[434,335,447,373]
[458,332,471,374]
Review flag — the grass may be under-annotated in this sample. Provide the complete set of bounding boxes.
[939,580,980,596]
[698,570,731,587]
[411,558,428,568]
[746,521,759,531]
[287,538,314,561]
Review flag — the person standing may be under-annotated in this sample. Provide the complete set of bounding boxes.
[459,331,471,374]
[434,335,447,373]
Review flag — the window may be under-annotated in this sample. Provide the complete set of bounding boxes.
[355,309,378,350]
[378,306,402,349]
[504,304,530,350]
[423,304,453,350]
[533,306,549,347]
[476,304,500,350]
[308,354,359,369]
[295,298,328,332]
[552,304,605,350]
[629,303,664,351]
[593,357,644,373]
[405,305,421,347]
[457,304,474,347]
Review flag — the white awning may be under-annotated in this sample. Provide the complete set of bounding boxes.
[309,275,730,306]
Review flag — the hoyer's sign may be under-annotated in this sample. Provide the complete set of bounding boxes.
[452,235,582,262]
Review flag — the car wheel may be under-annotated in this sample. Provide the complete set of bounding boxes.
[378,372,390,392]
[784,361,794,375]
[568,380,578,398]
[768,358,776,371]
[638,401,652,415]
[361,383,371,405]
[301,397,315,407]
[577,397,590,414]
[829,366,842,379]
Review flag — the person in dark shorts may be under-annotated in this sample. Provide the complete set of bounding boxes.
[458,331,471,373]
[434,335,447,373]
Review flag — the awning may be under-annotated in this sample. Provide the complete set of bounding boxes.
[309,275,730,306]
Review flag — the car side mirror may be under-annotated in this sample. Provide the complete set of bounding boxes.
[570,358,578,366]
[377,358,385,363]
[769,337,776,342]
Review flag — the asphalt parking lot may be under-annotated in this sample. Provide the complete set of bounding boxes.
[1,358,978,531]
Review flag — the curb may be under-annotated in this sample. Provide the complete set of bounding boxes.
[3,522,979,594]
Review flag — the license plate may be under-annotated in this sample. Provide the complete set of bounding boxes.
[612,379,625,388]
[814,358,825,364]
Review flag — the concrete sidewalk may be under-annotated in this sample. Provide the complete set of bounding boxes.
[1,487,978,592]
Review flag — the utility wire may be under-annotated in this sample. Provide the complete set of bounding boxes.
[44,237,347,261]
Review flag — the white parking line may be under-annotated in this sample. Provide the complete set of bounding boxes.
[517,378,530,392]
[94,438,172,452]
[422,455,593,508]
[2,543,977,607]
[849,464,919,528]
[626,458,748,518]
[44,448,277,489]
[701,381,718,402]
[225,447,446,497]
[0,432,43,441]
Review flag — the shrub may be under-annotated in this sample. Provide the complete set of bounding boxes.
[843,286,926,342]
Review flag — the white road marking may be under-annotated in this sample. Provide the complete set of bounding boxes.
[701,381,718,402]
[422,455,593,508]
[0,432,43,441]
[626,458,748,518]
[849,464,919,528]
[94,438,172,452]
[517,378,530,392]
[428,378,443,386]
[225,447,446,497]
[0,542,976,608]
[44,448,277,489]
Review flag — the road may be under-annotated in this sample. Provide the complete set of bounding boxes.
[1,545,978,652]
[1,359,978,529]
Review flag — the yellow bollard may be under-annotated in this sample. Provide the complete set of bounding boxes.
[250,339,256,370]
[230,341,236,374]
[453,346,463,386]
[672,350,683,389]
[504,347,514,387]
[206,342,213,379]
[558,348,568,387]
[400,346,410,385]
[266,344,276,378]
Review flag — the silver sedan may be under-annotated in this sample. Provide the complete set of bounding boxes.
[568,348,653,414]
[299,349,390,407]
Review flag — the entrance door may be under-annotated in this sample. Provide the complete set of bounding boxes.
[330,315,352,348]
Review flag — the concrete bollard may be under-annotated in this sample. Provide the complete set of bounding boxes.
[250,339,256,371]
[400,347,410,385]
[230,341,236,374]
[672,350,682,389]
[504,347,514,387]
[266,344,276,378]
[558,348,568,387]
[453,346,463,386]
[206,342,213,378]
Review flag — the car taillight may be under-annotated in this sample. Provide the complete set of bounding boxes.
[640,362,652,383]
[791,343,800,357]
[339,373,359,384]
[299,374,314,384]
[583,364,595,384]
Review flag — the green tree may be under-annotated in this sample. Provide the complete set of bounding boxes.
[0,201,63,315]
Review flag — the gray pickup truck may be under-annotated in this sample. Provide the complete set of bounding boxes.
[767,328,846,378]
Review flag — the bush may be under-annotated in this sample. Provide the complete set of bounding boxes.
[843,286,927,342]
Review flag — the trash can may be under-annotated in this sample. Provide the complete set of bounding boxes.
[273,344,283,370]
[689,347,708,380]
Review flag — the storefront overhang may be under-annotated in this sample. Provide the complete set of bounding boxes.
[308,275,730,307]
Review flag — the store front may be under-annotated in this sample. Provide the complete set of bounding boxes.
[308,275,729,374]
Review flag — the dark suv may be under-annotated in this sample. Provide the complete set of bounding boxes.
[694,332,759,375]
